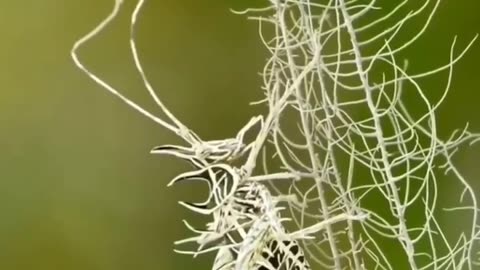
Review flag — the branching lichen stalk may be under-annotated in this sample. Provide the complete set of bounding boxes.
[72,0,480,269]
[338,1,418,268]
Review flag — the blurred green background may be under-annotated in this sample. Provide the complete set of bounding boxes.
[0,1,479,269]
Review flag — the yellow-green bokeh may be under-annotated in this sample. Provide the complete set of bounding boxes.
[0,1,479,269]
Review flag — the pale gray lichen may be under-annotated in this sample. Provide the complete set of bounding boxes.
[72,1,480,269]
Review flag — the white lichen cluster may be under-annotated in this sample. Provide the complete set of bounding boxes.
[71,0,480,269]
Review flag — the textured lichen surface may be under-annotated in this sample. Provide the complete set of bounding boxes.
[71,1,480,269]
